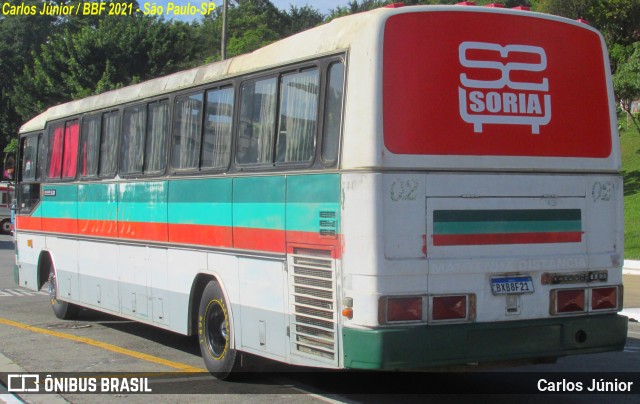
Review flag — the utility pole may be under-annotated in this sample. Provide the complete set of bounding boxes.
[221,0,228,60]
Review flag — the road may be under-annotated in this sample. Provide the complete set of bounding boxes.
[0,234,638,402]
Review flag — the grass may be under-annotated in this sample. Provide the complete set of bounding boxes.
[620,116,640,258]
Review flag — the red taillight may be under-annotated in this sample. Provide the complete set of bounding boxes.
[591,287,618,311]
[456,1,476,5]
[432,295,467,321]
[384,3,405,8]
[554,289,586,314]
[484,3,505,7]
[512,6,530,11]
[379,296,423,323]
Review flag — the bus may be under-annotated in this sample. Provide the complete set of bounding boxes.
[13,4,627,378]
[0,182,13,234]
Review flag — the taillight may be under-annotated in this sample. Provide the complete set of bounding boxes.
[378,296,423,324]
[431,294,475,322]
[591,286,619,311]
[551,286,622,315]
[552,288,586,314]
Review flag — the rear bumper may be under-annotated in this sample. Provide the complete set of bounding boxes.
[342,314,627,369]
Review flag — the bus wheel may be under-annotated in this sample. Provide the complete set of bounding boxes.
[198,280,239,379]
[0,219,10,235]
[48,267,78,320]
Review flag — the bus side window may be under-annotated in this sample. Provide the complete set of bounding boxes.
[61,121,79,179]
[322,61,345,166]
[237,78,277,166]
[276,68,319,164]
[21,135,39,182]
[144,100,169,174]
[120,105,147,175]
[172,92,204,171]
[46,123,64,180]
[99,111,119,178]
[202,87,234,170]
[80,115,101,178]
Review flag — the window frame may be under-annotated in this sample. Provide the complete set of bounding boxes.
[118,97,171,179]
[43,118,80,183]
[78,113,102,180]
[320,59,346,168]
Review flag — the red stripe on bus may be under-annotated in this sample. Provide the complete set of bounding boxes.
[16,216,342,257]
[433,232,583,246]
[118,221,168,242]
[169,223,233,248]
[233,227,286,253]
[78,219,118,238]
[16,216,42,231]
[41,217,77,234]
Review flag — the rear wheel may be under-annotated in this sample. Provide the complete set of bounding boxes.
[198,280,240,379]
[48,266,78,320]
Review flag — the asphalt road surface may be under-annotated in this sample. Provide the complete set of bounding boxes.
[0,234,638,403]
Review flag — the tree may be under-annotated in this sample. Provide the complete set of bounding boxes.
[13,14,202,120]
[614,41,640,131]
[0,1,55,150]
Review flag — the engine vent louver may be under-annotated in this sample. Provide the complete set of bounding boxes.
[288,247,337,364]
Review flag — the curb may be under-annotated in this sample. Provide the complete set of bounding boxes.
[624,259,640,276]
[0,352,68,403]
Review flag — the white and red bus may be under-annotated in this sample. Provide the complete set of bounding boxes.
[14,4,625,377]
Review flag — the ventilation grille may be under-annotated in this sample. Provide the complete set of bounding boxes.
[318,210,338,239]
[288,247,337,364]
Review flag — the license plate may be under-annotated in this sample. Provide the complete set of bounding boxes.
[491,276,534,295]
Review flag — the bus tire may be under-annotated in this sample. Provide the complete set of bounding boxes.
[48,266,78,320]
[198,280,239,380]
[0,219,11,235]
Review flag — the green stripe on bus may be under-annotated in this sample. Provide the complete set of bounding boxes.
[433,220,581,235]
[119,182,167,203]
[286,174,340,203]
[42,185,78,202]
[78,183,118,203]
[434,209,581,223]
[234,176,285,204]
[286,203,341,232]
[234,203,284,230]
[169,178,232,203]
[168,203,232,227]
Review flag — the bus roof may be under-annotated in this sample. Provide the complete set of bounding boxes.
[19,6,382,134]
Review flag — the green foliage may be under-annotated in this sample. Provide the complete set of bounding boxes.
[3,139,18,154]
[13,14,203,119]
[614,42,640,132]
[533,0,640,47]
[620,119,640,258]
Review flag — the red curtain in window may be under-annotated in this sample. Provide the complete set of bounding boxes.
[49,126,64,178]
[62,122,79,178]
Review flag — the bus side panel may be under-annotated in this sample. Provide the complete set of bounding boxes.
[118,181,168,242]
[41,184,78,235]
[78,241,120,312]
[168,178,233,248]
[285,174,342,252]
[78,183,118,237]
[15,233,46,291]
[233,176,286,253]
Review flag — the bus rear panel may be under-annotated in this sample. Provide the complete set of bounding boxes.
[339,7,625,369]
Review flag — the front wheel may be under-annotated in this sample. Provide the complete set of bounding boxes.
[198,280,240,379]
[0,219,11,235]
[48,267,78,320]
